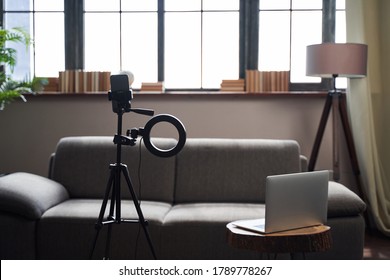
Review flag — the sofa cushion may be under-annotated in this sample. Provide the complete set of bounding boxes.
[37,199,171,259]
[161,202,265,259]
[163,202,265,225]
[51,136,177,203]
[327,181,366,217]
[40,199,172,223]
[0,172,69,220]
[175,138,301,203]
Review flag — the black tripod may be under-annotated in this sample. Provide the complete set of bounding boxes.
[89,103,157,260]
[308,77,365,198]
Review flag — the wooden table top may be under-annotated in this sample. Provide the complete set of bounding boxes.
[226,222,332,254]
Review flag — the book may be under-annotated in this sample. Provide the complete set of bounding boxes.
[58,70,111,93]
[220,79,245,92]
[246,70,290,93]
[140,82,165,92]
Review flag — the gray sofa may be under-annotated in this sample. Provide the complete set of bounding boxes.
[0,137,366,259]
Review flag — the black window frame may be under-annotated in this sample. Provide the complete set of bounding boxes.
[2,0,339,92]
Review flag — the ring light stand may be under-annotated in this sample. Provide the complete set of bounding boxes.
[90,75,186,259]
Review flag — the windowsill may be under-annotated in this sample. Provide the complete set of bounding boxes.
[35,91,328,97]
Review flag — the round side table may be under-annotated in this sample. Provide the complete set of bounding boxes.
[226,222,332,259]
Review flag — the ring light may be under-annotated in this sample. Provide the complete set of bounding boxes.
[142,114,186,158]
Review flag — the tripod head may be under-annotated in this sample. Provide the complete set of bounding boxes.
[108,74,154,116]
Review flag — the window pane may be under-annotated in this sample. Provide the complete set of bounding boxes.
[122,13,158,88]
[203,0,239,11]
[336,11,346,43]
[202,12,239,88]
[4,0,32,11]
[292,0,322,9]
[290,11,322,83]
[85,14,120,72]
[259,11,290,71]
[4,13,32,80]
[34,13,64,77]
[35,0,63,11]
[336,0,346,9]
[165,13,201,88]
[260,0,290,10]
[165,0,201,11]
[121,0,157,11]
[336,10,347,88]
[84,0,120,11]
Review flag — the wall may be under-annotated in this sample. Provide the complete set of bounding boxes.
[0,92,358,192]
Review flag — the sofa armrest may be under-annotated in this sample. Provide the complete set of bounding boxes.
[0,172,69,220]
[327,181,366,217]
[48,152,55,179]
[300,155,308,172]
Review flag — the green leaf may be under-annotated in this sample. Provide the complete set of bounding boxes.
[0,27,40,110]
[0,90,26,110]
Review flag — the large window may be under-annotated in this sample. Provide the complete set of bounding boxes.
[2,0,64,80]
[259,0,323,84]
[84,0,158,89]
[259,0,346,89]
[83,0,239,89]
[164,0,239,89]
[2,0,345,91]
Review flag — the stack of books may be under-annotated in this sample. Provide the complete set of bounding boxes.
[58,70,111,93]
[140,82,165,92]
[220,79,245,92]
[246,70,290,93]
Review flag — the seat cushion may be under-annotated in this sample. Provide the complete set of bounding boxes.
[160,202,265,259]
[40,199,171,223]
[37,199,171,259]
[163,202,265,225]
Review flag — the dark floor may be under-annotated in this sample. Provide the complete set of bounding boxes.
[363,230,390,259]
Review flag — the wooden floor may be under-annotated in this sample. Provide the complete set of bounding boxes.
[363,230,390,259]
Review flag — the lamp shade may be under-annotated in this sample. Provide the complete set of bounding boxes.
[306,43,368,78]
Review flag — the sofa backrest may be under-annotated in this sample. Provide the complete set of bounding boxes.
[51,136,177,203]
[174,138,302,204]
[51,137,302,205]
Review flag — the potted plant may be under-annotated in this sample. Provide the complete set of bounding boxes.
[0,27,47,110]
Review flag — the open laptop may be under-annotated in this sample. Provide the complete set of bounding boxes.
[232,170,329,234]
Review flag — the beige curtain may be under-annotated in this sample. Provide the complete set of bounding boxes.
[346,0,390,235]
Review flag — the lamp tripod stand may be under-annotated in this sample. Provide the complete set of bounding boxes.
[308,75,368,207]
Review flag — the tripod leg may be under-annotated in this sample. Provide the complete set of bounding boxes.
[332,93,341,181]
[90,169,115,259]
[121,165,157,259]
[103,166,122,259]
[104,223,113,260]
[309,93,333,171]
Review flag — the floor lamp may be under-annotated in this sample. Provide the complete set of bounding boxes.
[306,43,368,203]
